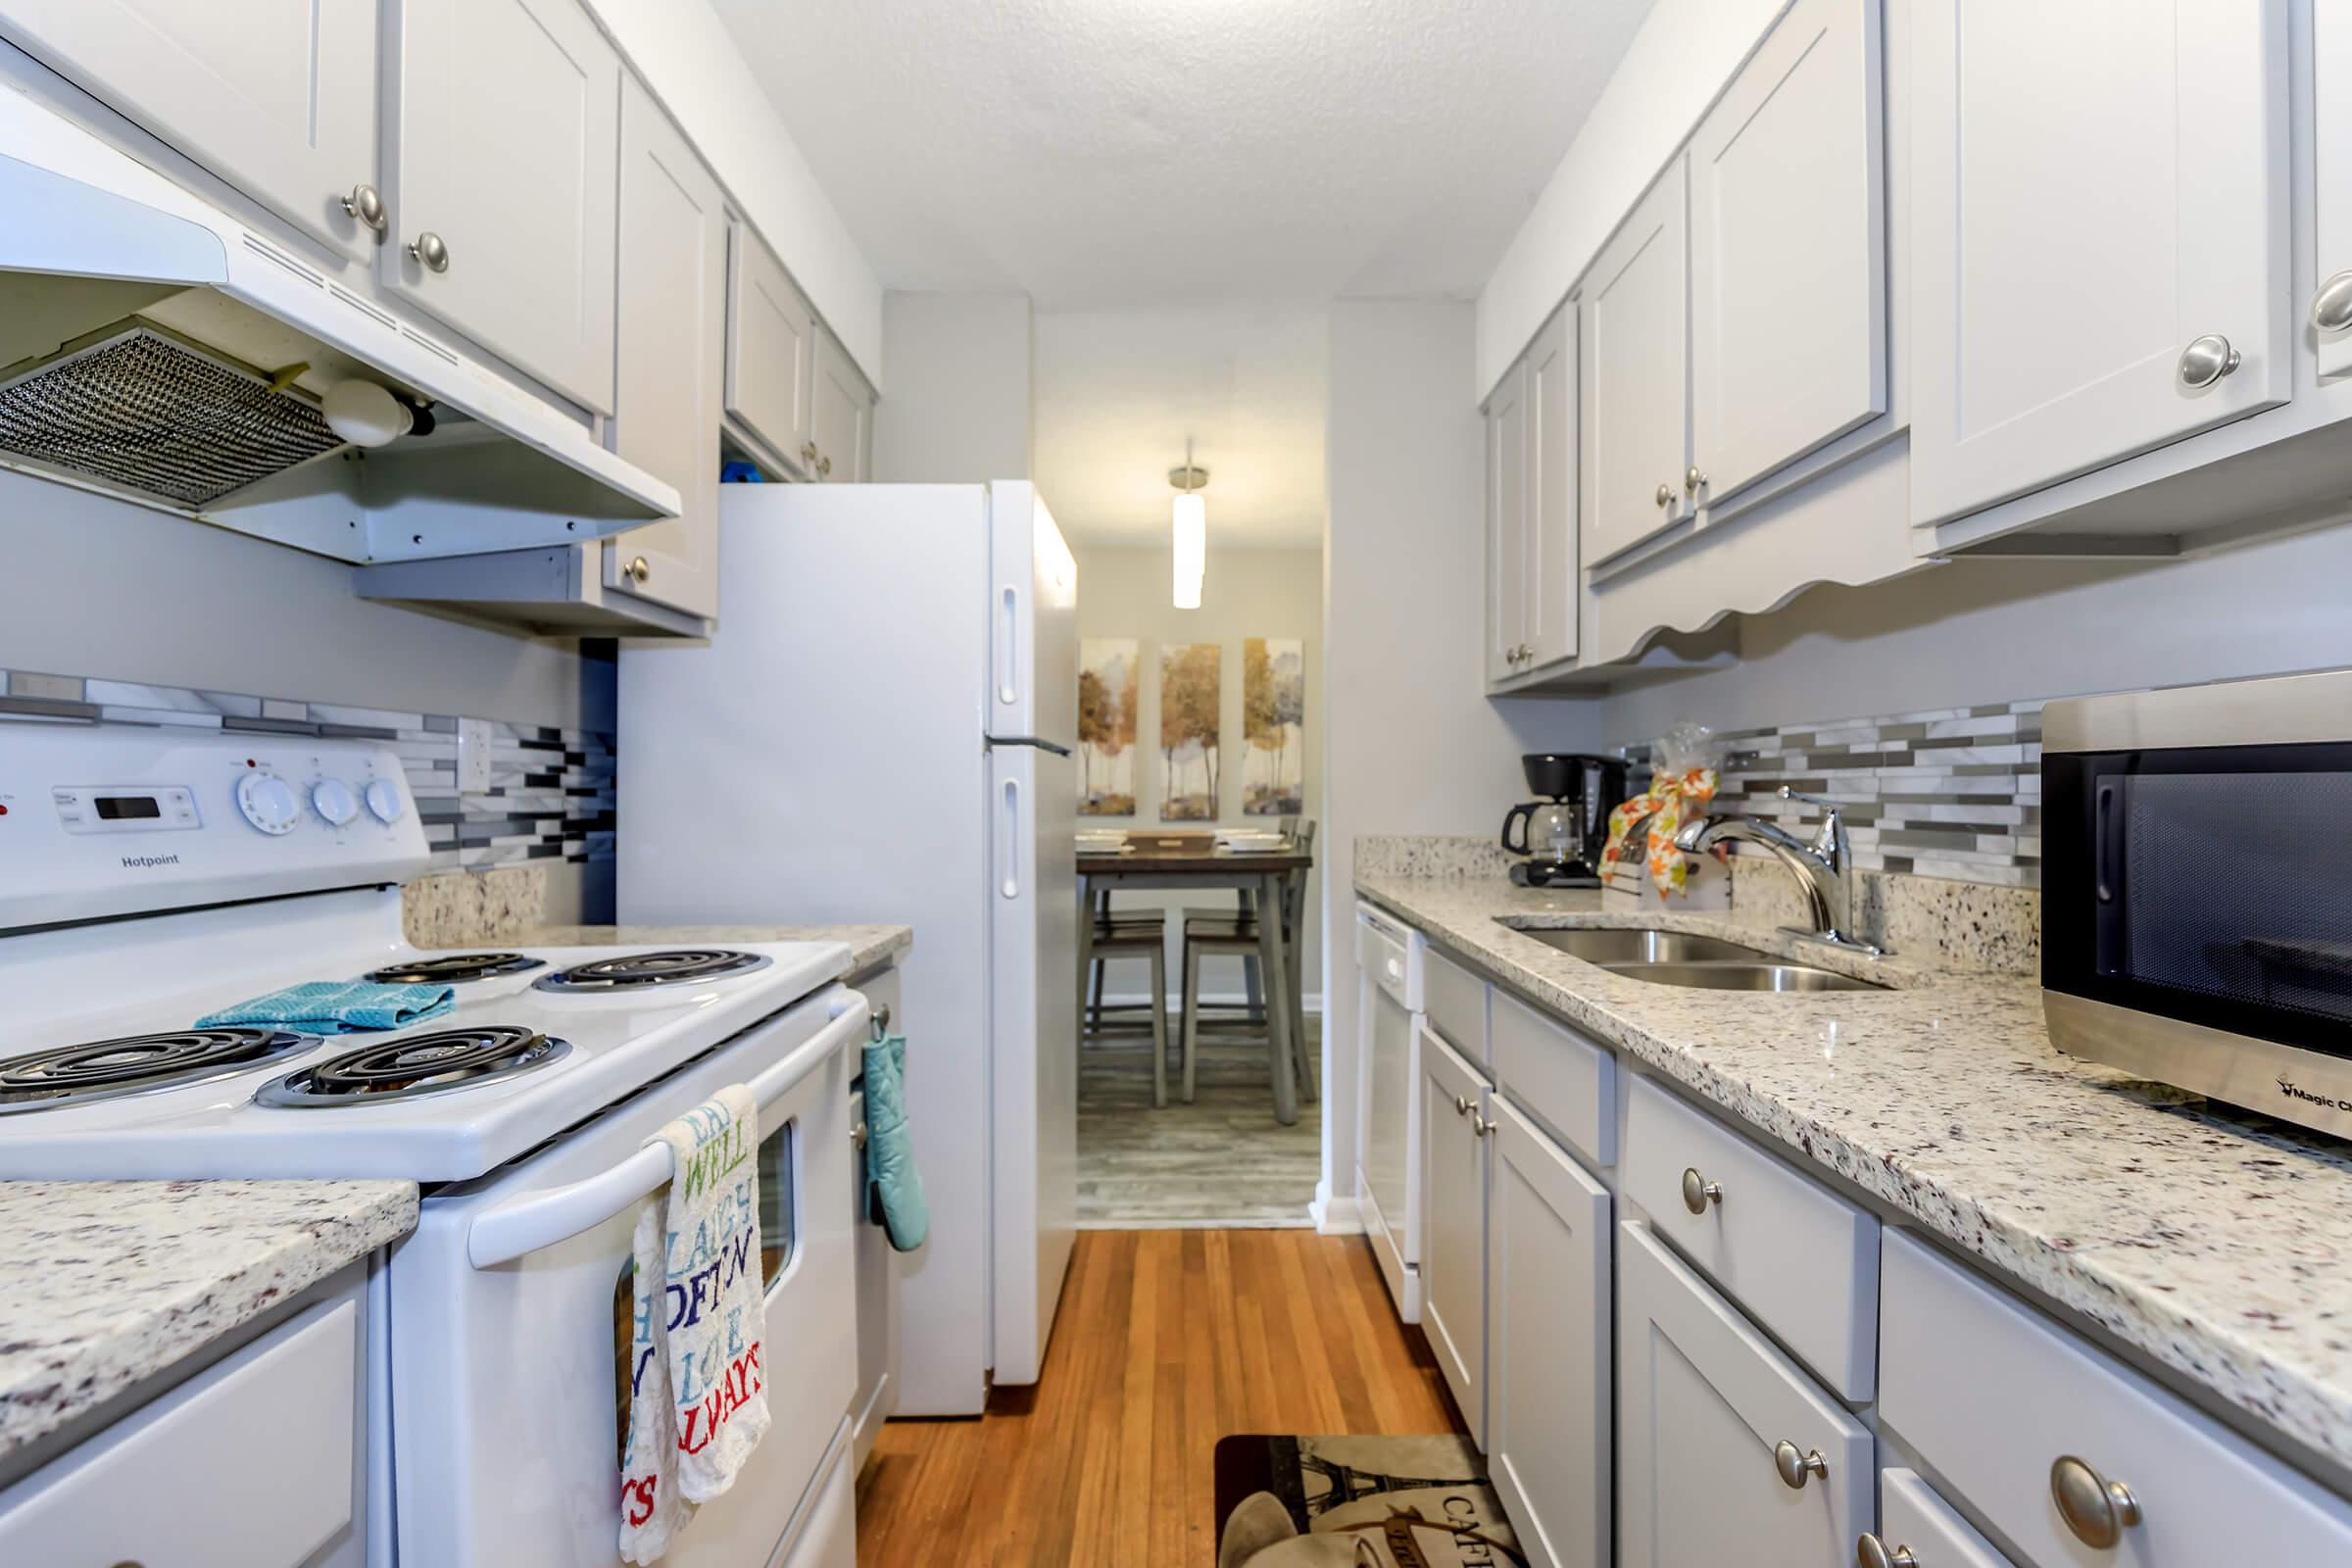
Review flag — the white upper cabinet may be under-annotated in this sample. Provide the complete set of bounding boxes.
[1910,0,2290,524]
[810,325,875,483]
[0,0,381,261]
[385,0,619,414]
[1524,307,1578,668]
[726,220,818,480]
[1580,157,1690,566]
[2315,1,2352,379]
[605,76,725,621]
[1484,360,1529,683]
[1690,0,1886,509]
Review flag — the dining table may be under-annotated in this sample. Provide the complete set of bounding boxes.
[1074,834,1316,1125]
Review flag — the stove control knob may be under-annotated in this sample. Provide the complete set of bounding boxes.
[365,778,406,823]
[313,778,359,826]
[236,771,300,836]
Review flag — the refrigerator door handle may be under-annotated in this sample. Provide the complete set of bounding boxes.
[1000,776,1022,899]
[984,734,1073,757]
[997,584,1020,706]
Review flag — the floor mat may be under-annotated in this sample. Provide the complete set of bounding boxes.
[1212,1434,1524,1566]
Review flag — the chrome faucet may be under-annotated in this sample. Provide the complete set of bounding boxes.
[1672,787,1889,956]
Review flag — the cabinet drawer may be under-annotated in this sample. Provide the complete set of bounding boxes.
[0,1298,359,1566]
[1492,987,1613,1170]
[1623,1076,1876,1398]
[1882,1231,2352,1566]
[1876,1468,2014,1568]
[1423,948,1487,1071]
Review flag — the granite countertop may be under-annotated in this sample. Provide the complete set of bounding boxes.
[514,923,913,977]
[1356,872,2352,1473]
[0,1180,417,1465]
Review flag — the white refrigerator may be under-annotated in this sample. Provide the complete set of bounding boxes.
[618,481,1079,1415]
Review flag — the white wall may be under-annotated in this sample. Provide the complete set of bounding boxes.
[584,0,885,387]
[1476,0,1785,401]
[1599,528,2352,743]
[873,293,1034,482]
[1072,542,1325,1001]
[1323,300,1600,1220]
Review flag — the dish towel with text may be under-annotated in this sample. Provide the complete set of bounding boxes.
[618,1086,772,1564]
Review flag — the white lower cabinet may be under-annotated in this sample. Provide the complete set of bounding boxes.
[1416,1020,1490,1443]
[1618,1222,1873,1568]
[1486,1096,1609,1568]
[1872,1468,2014,1568]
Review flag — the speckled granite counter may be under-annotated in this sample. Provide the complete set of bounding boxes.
[1356,872,2352,1474]
[0,1180,416,1464]
[513,923,912,977]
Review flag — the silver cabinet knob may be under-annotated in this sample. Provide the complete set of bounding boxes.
[1686,465,1707,494]
[1471,1109,1494,1139]
[2050,1455,2139,1548]
[818,452,833,478]
[408,231,451,273]
[1855,1534,1917,1568]
[801,440,819,467]
[623,556,650,585]
[1452,1094,1473,1117]
[851,1119,869,1152]
[1654,481,1674,508]
[340,182,387,236]
[1681,1165,1723,1214]
[2314,270,2352,335]
[1773,1440,1828,1491]
[2178,333,2239,389]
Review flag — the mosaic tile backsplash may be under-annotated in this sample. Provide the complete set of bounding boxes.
[1617,700,2045,888]
[0,668,614,876]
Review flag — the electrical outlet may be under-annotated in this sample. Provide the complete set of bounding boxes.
[457,717,493,795]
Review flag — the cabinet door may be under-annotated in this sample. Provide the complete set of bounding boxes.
[0,0,379,260]
[2316,0,2352,378]
[1618,1223,1873,1568]
[1416,1023,1488,1444]
[726,221,817,478]
[1874,1469,2016,1568]
[386,0,619,413]
[1690,0,1886,508]
[1580,157,1690,564]
[1524,306,1579,668]
[1910,0,2288,524]
[811,327,874,483]
[1484,360,1529,683]
[603,77,724,620]
[1488,1099,1609,1568]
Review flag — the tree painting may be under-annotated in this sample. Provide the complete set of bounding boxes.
[1243,637,1305,815]
[1076,638,1139,815]
[1158,642,1221,820]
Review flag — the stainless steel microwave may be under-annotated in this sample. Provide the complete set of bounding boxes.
[2044,668,2352,1139]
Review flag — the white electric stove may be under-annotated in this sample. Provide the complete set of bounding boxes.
[1,723,872,1567]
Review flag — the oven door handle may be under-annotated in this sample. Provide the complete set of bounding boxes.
[465,989,871,1270]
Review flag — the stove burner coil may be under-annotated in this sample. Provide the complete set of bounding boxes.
[254,1025,570,1107]
[533,949,770,993]
[366,953,547,985]
[0,1028,313,1112]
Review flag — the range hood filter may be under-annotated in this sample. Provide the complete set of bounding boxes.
[0,325,342,508]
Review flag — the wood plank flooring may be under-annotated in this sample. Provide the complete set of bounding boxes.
[1078,1021,1323,1228]
[854,1229,1461,1565]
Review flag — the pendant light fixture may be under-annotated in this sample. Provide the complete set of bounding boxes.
[1169,439,1207,610]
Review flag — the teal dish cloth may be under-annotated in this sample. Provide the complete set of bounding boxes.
[196,980,456,1034]
[861,1034,929,1252]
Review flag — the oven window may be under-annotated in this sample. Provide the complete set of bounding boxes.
[2049,744,2352,1055]
[759,1118,796,1288]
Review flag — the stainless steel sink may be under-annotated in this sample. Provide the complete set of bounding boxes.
[1508,927,1774,965]
[1600,960,1886,993]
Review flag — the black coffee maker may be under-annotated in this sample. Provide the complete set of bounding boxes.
[1501,753,1629,887]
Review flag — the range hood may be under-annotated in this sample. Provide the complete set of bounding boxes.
[0,83,679,562]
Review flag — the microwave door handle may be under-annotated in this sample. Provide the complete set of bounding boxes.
[464,992,871,1270]
[2095,781,2120,904]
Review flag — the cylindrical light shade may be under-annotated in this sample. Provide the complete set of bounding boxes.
[1171,490,1205,609]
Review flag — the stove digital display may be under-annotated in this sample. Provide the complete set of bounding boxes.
[94,796,162,821]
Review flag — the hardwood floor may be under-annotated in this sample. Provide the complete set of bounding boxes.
[854,1229,1461,1565]
[1078,1022,1323,1228]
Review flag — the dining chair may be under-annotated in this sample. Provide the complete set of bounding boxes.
[1175,820,1315,1107]
[1084,896,1172,1108]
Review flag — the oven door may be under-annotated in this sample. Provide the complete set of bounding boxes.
[386,987,864,1568]
[2045,740,2352,1130]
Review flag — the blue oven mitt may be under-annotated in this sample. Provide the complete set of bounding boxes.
[861,1033,928,1253]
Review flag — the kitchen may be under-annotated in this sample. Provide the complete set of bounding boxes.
[8,1,2352,1566]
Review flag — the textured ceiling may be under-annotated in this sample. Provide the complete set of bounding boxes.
[1033,303,1327,546]
[708,0,1656,306]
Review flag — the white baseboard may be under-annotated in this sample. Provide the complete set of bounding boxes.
[1101,990,1325,1013]
[1309,1181,1363,1235]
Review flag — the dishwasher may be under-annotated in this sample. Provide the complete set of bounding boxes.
[1355,903,1427,1321]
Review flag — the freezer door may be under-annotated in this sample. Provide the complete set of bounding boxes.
[986,482,1079,1386]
